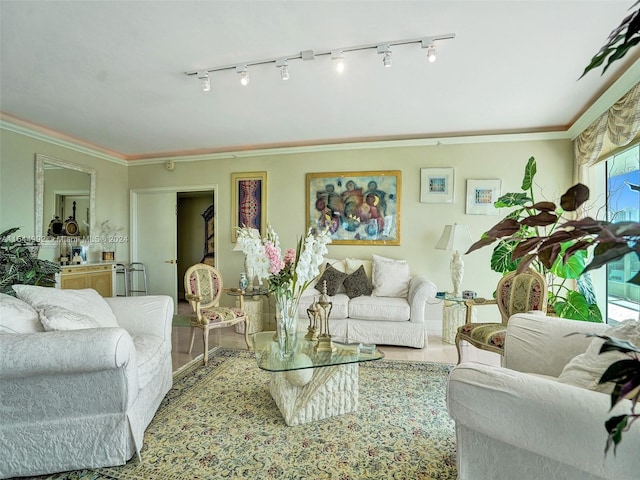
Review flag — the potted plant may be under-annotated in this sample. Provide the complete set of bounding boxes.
[0,227,60,296]
[467,156,602,322]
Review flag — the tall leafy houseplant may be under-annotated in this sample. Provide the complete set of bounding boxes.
[0,227,60,295]
[467,157,602,322]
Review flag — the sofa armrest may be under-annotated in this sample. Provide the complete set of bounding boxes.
[407,276,440,324]
[503,313,611,376]
[0,328,135,379]
[448,362,638,479]
[105,295,173,345]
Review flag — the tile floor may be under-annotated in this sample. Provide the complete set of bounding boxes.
[172,301,500,371]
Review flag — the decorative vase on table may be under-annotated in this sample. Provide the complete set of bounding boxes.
[235,224,332,359]
[274,289,299,358]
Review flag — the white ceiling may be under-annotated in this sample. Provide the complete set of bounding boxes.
[1,1,639,160]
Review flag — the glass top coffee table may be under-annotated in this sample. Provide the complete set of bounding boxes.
[252,332,384,426]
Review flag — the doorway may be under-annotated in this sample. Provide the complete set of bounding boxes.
[130,185,217,310]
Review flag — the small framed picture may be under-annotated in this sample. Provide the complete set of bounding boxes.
[466,179,502,215]
[420,168,454,203]
[71,245,87,263]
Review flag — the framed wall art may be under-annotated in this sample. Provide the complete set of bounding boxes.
[420,168,454,203]
[466,179,502,215]
[231,171,267,242]
[306,170,401,245]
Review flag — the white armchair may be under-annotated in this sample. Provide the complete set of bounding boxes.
[447,313,640,480]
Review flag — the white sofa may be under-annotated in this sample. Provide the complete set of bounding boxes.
[0,287,173,479]
[448,313,640,480]
[296,256,441,349]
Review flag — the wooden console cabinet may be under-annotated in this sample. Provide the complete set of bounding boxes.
[56,263,116,297]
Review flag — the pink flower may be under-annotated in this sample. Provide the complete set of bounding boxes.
[283,248,296,266]
[264,242,284,274]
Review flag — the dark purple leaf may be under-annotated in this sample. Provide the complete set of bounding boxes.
[521,211,558,227]
[466,236,497,254]
[560,184,589,211]
[531,201,556,212]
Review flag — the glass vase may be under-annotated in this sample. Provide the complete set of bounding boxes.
[275,291,298,358]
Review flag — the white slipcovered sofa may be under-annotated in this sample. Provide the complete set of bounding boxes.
[448,312,640,480]
[296,255,441,349]
[0,286,173,479]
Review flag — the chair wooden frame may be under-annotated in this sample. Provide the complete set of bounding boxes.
[184,263,249,365]
[455,269,548,363]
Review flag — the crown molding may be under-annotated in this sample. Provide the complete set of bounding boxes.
[2,113,569,166]
[0,115,128,165]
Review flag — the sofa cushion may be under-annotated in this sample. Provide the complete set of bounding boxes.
[345,258,373,281]
[298,293,349,320]
[348,295,410,322]
[558,319,640,394]
[322,258,347,293]
[37,305,103,331]
[0,292,44,334]
[316,264,348,296]
[371,254,411,298]
[343,265,373,299]
[13,285,118,328]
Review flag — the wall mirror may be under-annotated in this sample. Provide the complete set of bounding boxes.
[35,154,96,239]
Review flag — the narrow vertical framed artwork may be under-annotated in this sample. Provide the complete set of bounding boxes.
[466,179,501,215]
[420,168,454,203]
[231,172,267,242]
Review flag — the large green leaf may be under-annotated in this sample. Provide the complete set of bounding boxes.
[521,156,536,191]
[490,240,520,273]
[494,193,531,209]
[550,244,587,279]
[554,290,596,321]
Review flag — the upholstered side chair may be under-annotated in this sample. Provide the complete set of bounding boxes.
[455,269,548,363]
[184,263,249,364]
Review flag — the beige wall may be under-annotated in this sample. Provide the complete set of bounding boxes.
[0,129,129,263]
[127,138,574,300]
[1,127,574,298]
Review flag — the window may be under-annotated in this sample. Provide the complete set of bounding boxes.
[605,143,639,324]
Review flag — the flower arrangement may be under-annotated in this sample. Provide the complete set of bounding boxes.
[236,225,331,356]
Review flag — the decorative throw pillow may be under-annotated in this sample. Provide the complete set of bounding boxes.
[0,292,44,334]
[37,305,103,331]
[371,254,411,298]
[343,265,373,299]
[12,285,118,328]
[558,319,640,394]
[316,264,348,296]
[345,258,373,282]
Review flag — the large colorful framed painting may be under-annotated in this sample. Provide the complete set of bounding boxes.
[306,170,401,245]
[231,172,267,242]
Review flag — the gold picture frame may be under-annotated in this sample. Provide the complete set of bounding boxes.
[231,171,267,242]
[306,170,401,245]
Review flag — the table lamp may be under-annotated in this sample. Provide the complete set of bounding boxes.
[435,223,472,298]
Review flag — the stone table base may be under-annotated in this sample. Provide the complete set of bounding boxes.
[269,363,359,426]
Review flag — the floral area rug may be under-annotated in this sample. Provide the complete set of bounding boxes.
[41,349,457,480]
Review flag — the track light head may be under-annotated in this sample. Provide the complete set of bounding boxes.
[198,72,210,92]
[276,59,290,80]
[236,65,249,86]
[421,38,437,63]
[377,44,392,67]
[331,50,345,73]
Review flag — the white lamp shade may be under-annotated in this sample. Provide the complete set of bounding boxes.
[435,224,472,252]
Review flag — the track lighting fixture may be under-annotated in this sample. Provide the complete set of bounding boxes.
[377,45,392,67]
[198,72,210,92]
[185,33,455,88]
[421,38,437,63]
[331,50,345,73]
[236,65,249,86]
[276,59,290,80]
